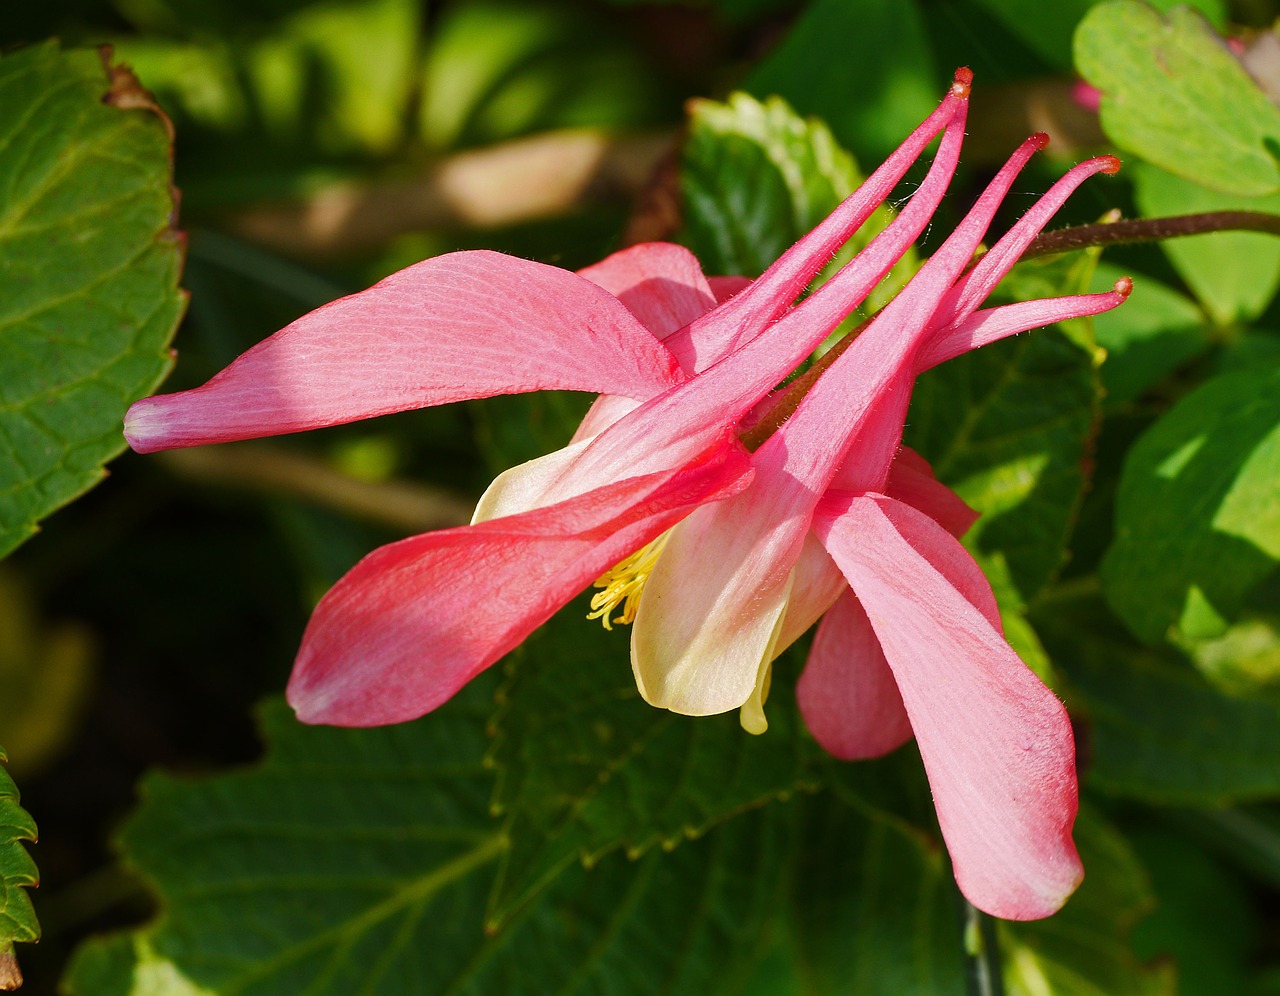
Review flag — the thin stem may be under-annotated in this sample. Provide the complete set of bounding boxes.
[743,208,1280,447]
[1021,210,1280,260]
[962,899,1006,996]
[158,444,474,532]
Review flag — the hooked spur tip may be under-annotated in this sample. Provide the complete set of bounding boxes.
[1100,154,1123,175]
[1114,275,1134,298]
[951,67,973,98]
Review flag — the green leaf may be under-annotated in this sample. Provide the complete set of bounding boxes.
[1132,163,1280,326]
[1126,828,1254,994]
[485,603,822,930]
[1088,261,1210,410]
[0,745,39,981]
[1101,364,1280,643]
[1003,806,1173,996]
[681,91,859,277]
[907,299,1101,605]
[785,791,966,994]
[64,682,793,994]
[743,0,936,162]
[0,42,185,558]
[1044,599,1280,804]
[1075,1,1280,196]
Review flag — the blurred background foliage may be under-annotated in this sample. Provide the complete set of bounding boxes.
[3,0,1280,992]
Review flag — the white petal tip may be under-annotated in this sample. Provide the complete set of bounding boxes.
[123,398,173,454]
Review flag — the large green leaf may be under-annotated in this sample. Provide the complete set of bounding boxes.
[62,684,793,995]
[1101,365,1280,643]
[1126,828,1255,994]
[485,604,822,930]
[777,786,1167,995]
[0,42,185,558]
[784,789,966,994]
[1075,1,1280,196]
[0,747,38,990]
[1044,599,1280,804]
[1088,261,1210,410]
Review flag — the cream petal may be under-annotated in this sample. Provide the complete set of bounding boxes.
[630,499,801,716]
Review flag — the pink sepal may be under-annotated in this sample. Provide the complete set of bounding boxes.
[288,442,754,726]
[814,492,1081,920]
[126,250,682,453]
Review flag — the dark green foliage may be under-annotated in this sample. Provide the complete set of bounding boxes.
[0,42,185,558]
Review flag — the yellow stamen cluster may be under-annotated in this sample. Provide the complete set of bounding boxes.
[586,532,671,630]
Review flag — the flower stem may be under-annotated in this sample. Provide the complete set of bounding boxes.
[962,899,1006,996]
[1021,210,1280,260]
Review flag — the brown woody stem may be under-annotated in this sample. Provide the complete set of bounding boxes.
[1022,210,1280,259]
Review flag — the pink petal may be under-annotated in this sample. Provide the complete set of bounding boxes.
[797,592,913,760]
[720,87,969,371]
[289,442,754,726]
[814,493,1081,919]
[758,133,1051,503]
[125,250,683,453]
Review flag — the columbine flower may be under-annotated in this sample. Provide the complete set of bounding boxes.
[550,125,1130,920]
[124,69,1130,920]
[126,69,975,719]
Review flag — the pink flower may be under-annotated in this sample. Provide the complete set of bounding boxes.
[124,69,1131,920]
[125,69,974,719]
